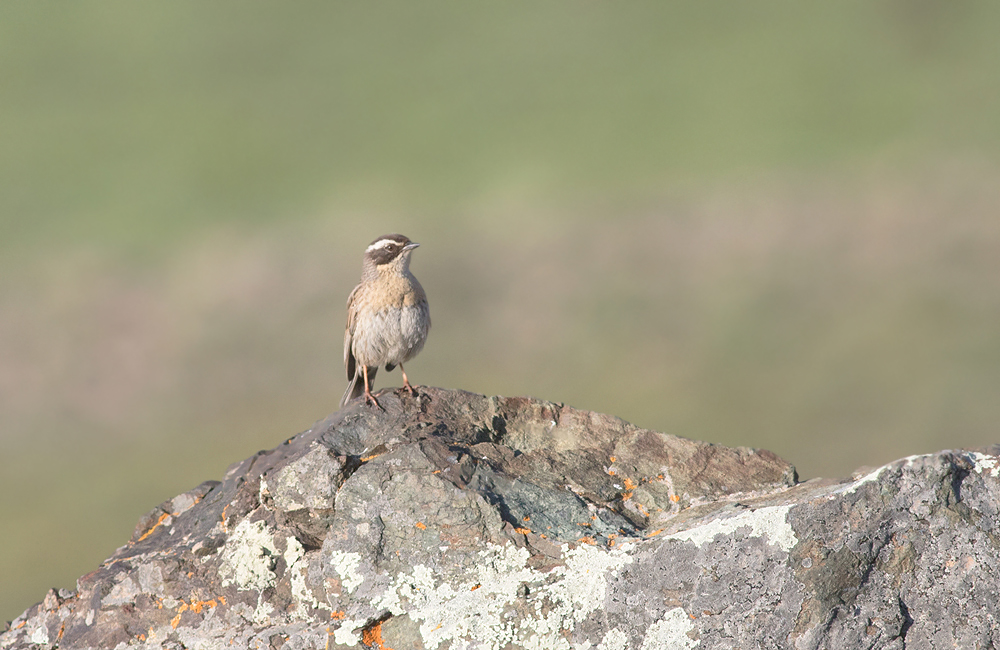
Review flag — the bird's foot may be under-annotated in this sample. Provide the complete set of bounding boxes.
[363,390,384,411]
[399,365,417,398]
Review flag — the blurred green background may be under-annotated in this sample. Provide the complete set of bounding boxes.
[3,1,1000,622]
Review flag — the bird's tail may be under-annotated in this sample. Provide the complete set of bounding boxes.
[339,366,377,408]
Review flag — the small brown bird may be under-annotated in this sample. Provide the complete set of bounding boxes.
[340,234,430,409]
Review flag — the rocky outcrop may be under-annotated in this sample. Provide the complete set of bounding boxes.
[3,387,999,649]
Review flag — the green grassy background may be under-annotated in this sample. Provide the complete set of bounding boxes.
[3,1,1000,622]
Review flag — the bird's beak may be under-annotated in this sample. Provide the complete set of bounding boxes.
[403,242,420,252]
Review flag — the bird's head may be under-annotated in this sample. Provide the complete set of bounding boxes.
[363,233,420,277]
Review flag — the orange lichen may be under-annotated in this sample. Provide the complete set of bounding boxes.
[361,621,392,649]
[669,494,681,503]
[646,529,664,537]
[57,624,66,640]
[360,450,386,462]
[330,610,346,620]
[415,522,427,530]
[576,522,591,527]
[470,584,481,591]
[514,527,531,535]
[522,516,530,522]
[577,536,597,545]
[610,456,616,462]
[188,599,218,614]
[221,504,231,532]
[622,477,638,500]
[168,598,222,629]
[137,512,171,542]
[607,469,617,476]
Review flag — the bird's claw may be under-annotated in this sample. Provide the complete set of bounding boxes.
[364,391,384,411]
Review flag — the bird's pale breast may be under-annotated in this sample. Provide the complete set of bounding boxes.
[350,270,429,368]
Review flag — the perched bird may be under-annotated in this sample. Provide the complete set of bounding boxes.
[340,234,430,409]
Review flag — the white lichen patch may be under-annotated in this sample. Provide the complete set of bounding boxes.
[284,536,329,616]
[969,452,1000,478]
[838,453,935,495]
[839,466,888,495]
[367,541,636,650]
[251,599,275,626]
[283,535,304,572]
[333,617,368,646]
[329,550,364,594]
[640,608,698,650]
[374,546,535,649]
[28,625,49,646]
[666,505,797,552]
[219,519,278,592]
[540,543,635,624]
[597,627,629,650]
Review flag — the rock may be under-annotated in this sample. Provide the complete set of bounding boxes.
[2,387,998,649]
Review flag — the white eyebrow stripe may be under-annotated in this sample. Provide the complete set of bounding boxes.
[366,239,401,253]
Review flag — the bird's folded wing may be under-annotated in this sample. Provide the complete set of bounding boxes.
[344,284,361,379]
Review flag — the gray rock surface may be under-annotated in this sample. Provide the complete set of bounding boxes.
[3,387,999,649]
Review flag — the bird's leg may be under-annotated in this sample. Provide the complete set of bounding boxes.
[362,365,383,410]
[399,363,416,397]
